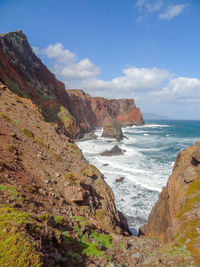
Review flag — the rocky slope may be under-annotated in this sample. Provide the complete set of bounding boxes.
[0,30,199,266]
[1,82,197,266]
[0,31,144,141]
[141,142,200,265]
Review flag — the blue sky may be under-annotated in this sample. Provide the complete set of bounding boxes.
[0,0,200,119]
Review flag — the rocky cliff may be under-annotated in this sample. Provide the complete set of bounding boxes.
[67,90,144,134]
[0,30,199,266]
[0,31,144,141]
[0,31,81,139]
[141,142,200,264]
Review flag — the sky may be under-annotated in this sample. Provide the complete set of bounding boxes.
[0,0,200,120]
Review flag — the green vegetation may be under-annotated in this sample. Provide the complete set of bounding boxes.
[90,230,112,249]
[82,242,104,257]
[0,185,24,202]
[13,119,19,124]
[185,179,200,196]
[54,216,64,224]
[7,77,29,98]
[22,128,34,138]
[119,243,125,248]
[69,216,113,259]
[0,205,41,267]
[58,106,73,127]
[177,194,200,217]
[72,216,88,227]
[168,245,190,257]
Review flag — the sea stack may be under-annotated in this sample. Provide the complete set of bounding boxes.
[101,119,124,141]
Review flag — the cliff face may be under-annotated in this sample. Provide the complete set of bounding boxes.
[141,142,200,264]
[0,31,81,139]
[67,90,144,130]
[0,30,198,267]
[0,31,144,141]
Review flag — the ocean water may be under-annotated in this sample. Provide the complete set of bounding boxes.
[76,120,200,233]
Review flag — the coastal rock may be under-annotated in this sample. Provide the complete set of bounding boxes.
[192,145,200,163]
[67,90,145,131]
[141,142,200,264]
[0,31,144,141]
[115,177,125,183]
[101,145,125,156]
[101,119,124,141]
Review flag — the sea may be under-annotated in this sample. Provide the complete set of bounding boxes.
[76,120,200,234]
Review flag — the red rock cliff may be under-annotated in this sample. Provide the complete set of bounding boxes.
[0,31,144,139]
[67,90,144,129]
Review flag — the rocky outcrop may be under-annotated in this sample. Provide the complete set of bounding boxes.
[67,90,144,132]
[0,31,81,139]
[101,119,124,141]
[101,145,125,156]
[0,30,144,140]
[141,142,200,264]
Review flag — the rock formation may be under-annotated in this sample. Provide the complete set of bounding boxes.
[101,119,124,141]
[141,142,200,264]
[0,30,198,266]
[0,31,144,141]
[101,145,125,156]
[67,90,144,135]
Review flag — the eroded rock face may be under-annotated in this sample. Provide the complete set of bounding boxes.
[101,119,124,141]
[0,31,144,140]
[0,31,80,139]
[141,142,200,263]
[67,90,144,130]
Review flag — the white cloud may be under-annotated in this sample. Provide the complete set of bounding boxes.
[61,58,100,80]
[135,1,187,21]
[156,77,200,103]
[38,42,200,107]
[76,67,171,93]
[145,0,163,13]
[42,43,75,63]
[40,43,99,82]
[136,0,146,7]
[159,4,186,20]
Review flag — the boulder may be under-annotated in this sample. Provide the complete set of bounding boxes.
[101,145,125,156]
[115,177,125,183]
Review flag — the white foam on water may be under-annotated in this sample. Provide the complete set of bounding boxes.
[76,122,196,231]
[131,124,169,128]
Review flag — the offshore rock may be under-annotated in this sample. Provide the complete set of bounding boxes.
[101,119,124,141]
[101,145,125,156]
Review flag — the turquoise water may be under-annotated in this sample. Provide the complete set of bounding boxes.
[77,120,200,233]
